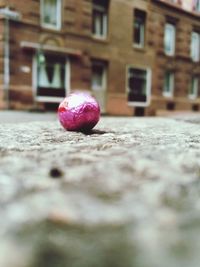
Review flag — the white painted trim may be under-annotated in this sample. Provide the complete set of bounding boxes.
[32,54,70,103]
[163,72,174,98]
[40,0,62,30]
[65,57,70,96]
[92,34,107,41]
[32,54,37,99]
[126,65,151,107]
[103,12,108,37]
[188,77,198,100]
[102,65,107,91]
[36,96,64,103]
[133,42,144,49]
[163,92,173,98]
[191,32,200,62]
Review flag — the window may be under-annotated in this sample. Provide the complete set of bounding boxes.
[91,61,106,91]
[191,32,200,62]
[164,23,176,56]
[36,53,67,99]
[163,71,174,97]
[41,0,61,30]
[170,0,178,3]
[189,77,199,99]
[193,0,200,12]
[92,0,109,39]
[127,67,151,106]
[133,9,146,48]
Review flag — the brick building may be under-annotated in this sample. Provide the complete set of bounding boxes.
[0,0,199,115]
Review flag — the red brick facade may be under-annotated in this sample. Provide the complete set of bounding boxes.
[0,0,199,115]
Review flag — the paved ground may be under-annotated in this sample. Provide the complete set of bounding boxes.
[0,110,57,123]
[0,114,200,267]
[0,110,200,123]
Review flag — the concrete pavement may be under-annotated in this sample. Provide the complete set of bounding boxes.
[0,115,200,267]
[0,110,57,123]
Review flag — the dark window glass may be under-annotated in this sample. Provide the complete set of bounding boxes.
[128,68,147,102]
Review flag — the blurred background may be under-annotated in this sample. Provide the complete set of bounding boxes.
[0,0,199,117]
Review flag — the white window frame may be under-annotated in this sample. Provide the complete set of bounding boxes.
[191,32,200,62]
[133,12,145,48]
[126,65,151,107]
[164,23,176,56]
[91,61,107,91]
[92,3,108,39]
[163,71,174,97]
[41,0,62,30]
[32,54,70,103]
[194,0,200,12]
[188,77,199,100]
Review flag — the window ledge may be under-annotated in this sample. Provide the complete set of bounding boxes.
[164,52,175,57]
[191,59,200,64]
[163,92,173,98]
[133,45,146,52]
[127,101,150,107]
[21,41,82,57]
[36,96,64,103]
[188,95,197,100]
[92,35,109,43]
[158,50,177,58]
[40,24,61,32]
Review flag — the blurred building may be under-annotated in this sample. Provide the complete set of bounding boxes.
[0,0,199,115]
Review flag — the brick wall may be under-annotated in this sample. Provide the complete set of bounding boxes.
[151,0,200,114]
[0,0,199,114]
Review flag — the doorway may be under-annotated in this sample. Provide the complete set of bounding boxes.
[91,60,107,113]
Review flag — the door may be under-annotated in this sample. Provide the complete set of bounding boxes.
[91,60,107,113]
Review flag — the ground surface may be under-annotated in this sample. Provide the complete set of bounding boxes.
[0,113,200,267]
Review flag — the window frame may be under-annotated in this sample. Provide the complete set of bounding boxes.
[126,65,151,107]
[188,77,199,100]
[92,3,108,39]
[32,53,70,103]
[163,71,174,97]
[164,23,176,56]
[91,61,107,91]
[191,31,200,62]
[41,0,62,30]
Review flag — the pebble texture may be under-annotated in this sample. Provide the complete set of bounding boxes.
[0,117,200,267]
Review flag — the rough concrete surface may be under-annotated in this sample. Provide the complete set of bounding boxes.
[0,116,200,267]
[0,110,57,123]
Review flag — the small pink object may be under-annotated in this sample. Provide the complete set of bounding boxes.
[58,92,100,131]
